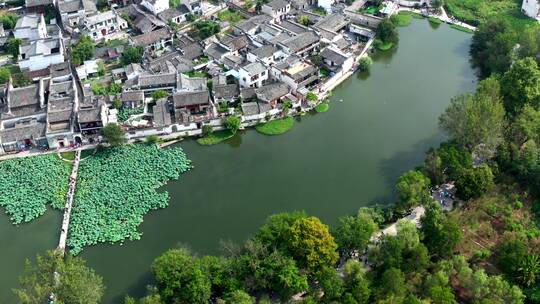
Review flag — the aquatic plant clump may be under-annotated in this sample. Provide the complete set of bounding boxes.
[0,154,71,224]
[67,144,191,254]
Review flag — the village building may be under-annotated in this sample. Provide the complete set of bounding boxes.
[318,0,335,13]
[173,90,212,124]
[19,38,65,71]
[271,55,318,92]
[182,0,202,14]
[84,10,128,41]
[25,0,53,13]
[141,0,169,15]
[57,0,98,29]
[130,28,173,51]
[246,44,281,66]
[120,90,145,108]
[212,83,240,104]
[45,77,80,149]
[278,31,320,57]
[153,98,172,127]
[14,14,48,41]
[239,61,268,88]
[261,0,291,22]
[522,0,540,21]
[319,46,354,72]
[158,5,190,24]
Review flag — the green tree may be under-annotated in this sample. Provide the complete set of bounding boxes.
[6,38,21,58]
[202,124,213,136]
[306,91,318,102]
[358,56,372,72]
[395,170,431,212]
[517,254,540,287]
[152,248,211,304]
[254,211,307,250]
[285,216,339,272]
[316,267,344,302]
[0,13,18,29]
[454,164,494,200]
[151,90,169,100]
[420,202,462,259]
[222,290,254,304]
[497,238,529,280]
[100,124,127,146]
[169,0,181,8]
[70,36,95,66]
[501,57,540,115]
[470,18,516,77]
[378,268,407,300]
[376,18,399,44]
[334,209,378,253]
[193,21,220,39]
[342,260,371,303]
[299,15,310,26]
[243,0,254,9]
[0,66,11,84]
[121,46,144,66]
[439,77,506,151]
[224,116,241,134]
[14,251,104,304]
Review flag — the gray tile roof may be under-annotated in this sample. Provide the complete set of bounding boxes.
[204,42,229,60]
[213,83,239,100]
[320,47,347,65]
[241,101,259,115]
[178,73,207,91]
[121,90,145,102]
[1,119,46,143]
[153,99,171,127]
[220,34,249,52]
[314,13,349,33]
[265,0,288,10]
[137,73,177,88]
[249,44,278,59]
[241,61,267,75]
[25,0,53,7]
[278,20,307,34]
[131,28,171,46]
[173,91,210,107]
[255,82,289,102]
[280,31,319,53]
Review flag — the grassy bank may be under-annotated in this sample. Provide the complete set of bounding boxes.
[197,130,234,145]
[445,0,537,30]
[256,117,294,135]
[67,144,191,255]
[392,11,413,27]
[450,24,474,33]
[428,16,443,25]
[376,41,394,51]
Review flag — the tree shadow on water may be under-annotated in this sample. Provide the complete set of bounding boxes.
[377,133,444,193]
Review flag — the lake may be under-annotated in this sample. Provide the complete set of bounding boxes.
[0,19,476,303]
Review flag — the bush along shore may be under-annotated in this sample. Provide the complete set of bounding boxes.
[67,144,191,254]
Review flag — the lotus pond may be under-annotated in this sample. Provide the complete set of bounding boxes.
[0,154,70,224]
[67,144,192,254]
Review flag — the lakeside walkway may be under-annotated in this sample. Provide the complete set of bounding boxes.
[57,149,81,255]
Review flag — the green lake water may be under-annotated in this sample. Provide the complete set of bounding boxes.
[0,20,476,303]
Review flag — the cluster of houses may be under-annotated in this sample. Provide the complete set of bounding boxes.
[0,0,382,154]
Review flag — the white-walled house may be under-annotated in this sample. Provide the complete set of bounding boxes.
[14,14,47,41]
[141,0,169,15]
[239,62,268,88]
[84,10,128,41]
[522,0,540,21]
[318,0,335,13]
[261,0,291,22]
[18,38,65,71]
